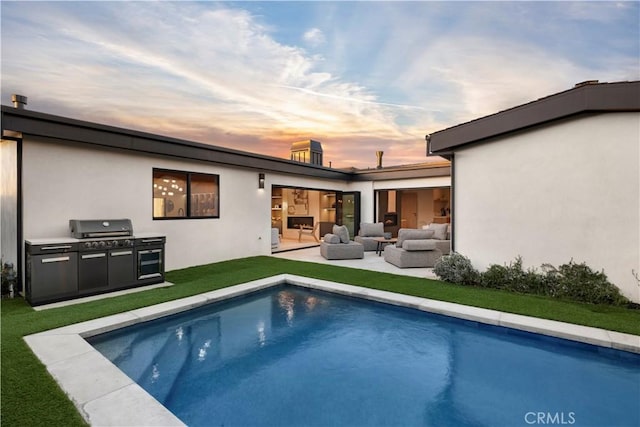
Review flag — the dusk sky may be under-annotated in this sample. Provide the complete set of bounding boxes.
[2,1,639,168]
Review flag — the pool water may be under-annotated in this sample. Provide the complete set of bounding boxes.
[88,286,640,426]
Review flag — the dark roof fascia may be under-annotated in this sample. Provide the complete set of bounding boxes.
[428,81,640,153]
[351,165,451,181]
[0,106,350,180]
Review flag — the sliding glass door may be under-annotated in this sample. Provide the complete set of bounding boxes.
[336,191,361,238]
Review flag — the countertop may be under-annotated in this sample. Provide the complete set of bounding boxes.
[26,233,165,246]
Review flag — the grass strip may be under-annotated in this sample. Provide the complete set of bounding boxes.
[2,256,639,426]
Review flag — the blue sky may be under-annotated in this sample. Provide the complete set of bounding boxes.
[2,1,638,168]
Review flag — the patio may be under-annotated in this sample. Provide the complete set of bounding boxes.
[273,244,438,279]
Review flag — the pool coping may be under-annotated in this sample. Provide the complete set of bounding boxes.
[24,274,640,426]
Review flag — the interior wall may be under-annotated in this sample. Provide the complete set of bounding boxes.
[400,191,418,229]
[416,189,435,227]
[280,188,321,240]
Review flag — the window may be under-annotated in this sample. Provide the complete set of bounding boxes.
[153,169,219,219]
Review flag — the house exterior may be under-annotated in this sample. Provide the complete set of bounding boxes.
[0,105,450,292]
[428,80,640,302]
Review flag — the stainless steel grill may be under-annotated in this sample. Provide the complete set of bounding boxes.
[69,218,133,239]
[25,219,165,306]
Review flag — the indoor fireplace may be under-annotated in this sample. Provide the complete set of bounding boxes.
[288,216,314,229]
[383,212,398,227]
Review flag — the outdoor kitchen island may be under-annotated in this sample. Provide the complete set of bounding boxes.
[25,219,166,306]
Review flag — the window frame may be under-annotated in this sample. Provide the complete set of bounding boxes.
[152,168,220,220]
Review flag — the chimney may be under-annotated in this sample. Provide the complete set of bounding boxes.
[376,151,383,169]
[11,94,27,109]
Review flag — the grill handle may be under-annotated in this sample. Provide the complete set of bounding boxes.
[42,256,70,264]
[83,231,131,238]
[111,250,133,257]
[81,253,106,260]
[40,245,73,251]
[139,273,162,279]
[140,239,164,244]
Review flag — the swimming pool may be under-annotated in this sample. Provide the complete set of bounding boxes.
[88,284,640,427]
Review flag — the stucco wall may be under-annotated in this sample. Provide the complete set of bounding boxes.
[454,113,640,302]
[21,137,357,272]
[19,135,452,279]
[1,139,19,268]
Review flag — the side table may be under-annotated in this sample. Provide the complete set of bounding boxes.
[373,237,398,256]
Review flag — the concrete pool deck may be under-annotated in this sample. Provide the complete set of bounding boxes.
[25,274,640,426]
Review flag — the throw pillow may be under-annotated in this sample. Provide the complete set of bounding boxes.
[428,223,448,240]
[360,222,384,237]
[402,240,436,251]
[396,228,433,248]
[323,233,341,244]
[332,224,350,243]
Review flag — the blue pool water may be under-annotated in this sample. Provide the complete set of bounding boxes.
[88,286,640,426]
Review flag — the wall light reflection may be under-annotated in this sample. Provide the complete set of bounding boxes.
[175,326,184,341]
[151,364,160,383]
[278,291,295,325]
[257,320,266,347]
[198,339,212,362]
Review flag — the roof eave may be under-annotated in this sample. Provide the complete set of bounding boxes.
[0,106,350,180]
[428,81,640,154]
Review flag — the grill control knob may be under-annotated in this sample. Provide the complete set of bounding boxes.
[84,242,92,249]
[98,241,106,249]
[112,240,119,247]
[124,239,132,247]
[91,242,99,249]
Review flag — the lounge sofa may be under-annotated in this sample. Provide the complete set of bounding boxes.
[354,222,386,251]
[320,225,364,260]
[383,228,442,268]
[421,223,451,255]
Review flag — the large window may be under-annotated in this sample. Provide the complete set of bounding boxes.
[375,187,450,234]
[153,169,219,219]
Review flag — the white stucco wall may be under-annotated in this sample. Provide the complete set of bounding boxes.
[371,176,451,191]
[19,135,452,277]
[21,137,276,271]
[0,139,19,269]
[20,136,360,272]
[454,113,640,302]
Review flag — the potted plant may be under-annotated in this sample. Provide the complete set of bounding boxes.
[1,259,17,299]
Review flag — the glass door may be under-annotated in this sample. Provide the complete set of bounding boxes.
[336,192,361,238]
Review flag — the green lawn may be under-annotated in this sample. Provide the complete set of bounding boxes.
[2,256,639,426]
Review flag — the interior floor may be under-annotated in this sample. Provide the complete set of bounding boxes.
[271,237,321,253]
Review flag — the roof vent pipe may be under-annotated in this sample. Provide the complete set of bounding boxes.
[376,151,383,169]
[11,94,27,109]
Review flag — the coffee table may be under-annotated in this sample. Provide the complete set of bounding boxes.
[373,237,398,256]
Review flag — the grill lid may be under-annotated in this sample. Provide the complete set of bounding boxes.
[69,219,133,239]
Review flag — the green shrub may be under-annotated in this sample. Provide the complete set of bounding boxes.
[433,252,480,286]
[480,256,547,294]
[543,261,629,306]
[434,254,630,306]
